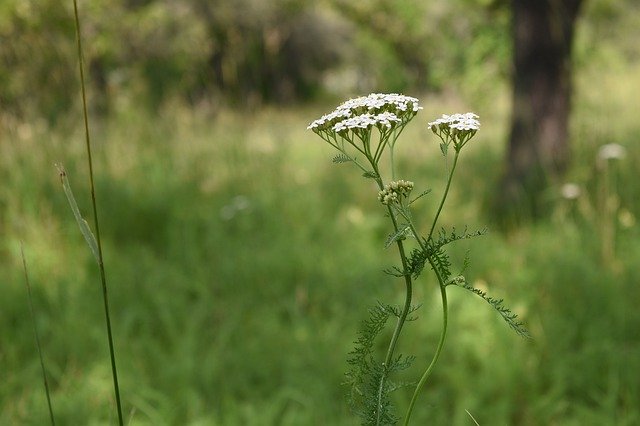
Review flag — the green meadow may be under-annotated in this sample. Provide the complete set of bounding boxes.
[2,2,640,425]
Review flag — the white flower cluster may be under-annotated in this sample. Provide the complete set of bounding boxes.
[427,112,480,152]
[307,93,422,135]
[427,112,480,133]
[378,179,414,205]
[332,112,401,133]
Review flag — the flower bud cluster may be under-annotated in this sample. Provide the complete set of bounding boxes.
[307,93,422,136]
[427,112,480,151]
[378,180,414,205]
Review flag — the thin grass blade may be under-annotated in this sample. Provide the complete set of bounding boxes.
[21,242,56,425]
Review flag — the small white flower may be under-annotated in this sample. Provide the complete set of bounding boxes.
[333,113,378,133]
[307,108,352,131]
[428,112,480,152]
[374,112,401,128]
[428,112,480,132]
[598,143,626,161]
[560,183,581,200]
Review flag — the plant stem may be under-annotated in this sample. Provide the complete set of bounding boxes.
[401,150,460,424]
[427,151,460,243]
[72,1,124,424]
[377,215,413,425]
[403,267,448,426]
[21,243,56,426]
[371,162,414,426]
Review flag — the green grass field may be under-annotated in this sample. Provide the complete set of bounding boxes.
[2,60,640,425]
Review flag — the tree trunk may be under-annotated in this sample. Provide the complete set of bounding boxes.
[497,0,584,224]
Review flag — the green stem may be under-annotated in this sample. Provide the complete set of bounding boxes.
[390,146,396,181]
[403,267,449,426]
[427,151,460,243]
[370,161,414,426]
[376,213,413,425]
[399,150,460,425]
[72,1,124,424]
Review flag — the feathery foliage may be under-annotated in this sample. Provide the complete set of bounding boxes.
[333,153,354,164]
[384,225,411,249]
[448,277,531,338]
[408,227,486,280]
[345,303,391,410]
[345,303,417,425]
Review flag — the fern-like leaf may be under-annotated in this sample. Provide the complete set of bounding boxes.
[383,267,406,278]
[384,225,410,249]
[449,277,531,338]
[386,304,421,322]
[409,189,432,205]
[407,227,486,280]
[333,153,353,164]
[429,245,452,283]
[345,304,392,416]
[360,362,398,426]
[363,170,379,180]
[345,303,416,425]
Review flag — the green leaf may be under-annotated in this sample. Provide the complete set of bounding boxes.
[362,170,379,180]
[332,153,353,164]
[384,225,410,249]
[440,142,448,157]
[344,302,414,425]
[409,188,431,205]
[449,277,531,339]
[408,227,486,280]
[56,164,100,264]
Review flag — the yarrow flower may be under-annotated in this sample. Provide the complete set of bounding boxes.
[307,93,422,136]
[378,180,414,205]
[332,112,402,135]
[427,113,480,132]
[428,112,480,152]
[307,94,423,169]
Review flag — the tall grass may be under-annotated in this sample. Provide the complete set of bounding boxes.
[64,0,124,423]
[21,243,56,425]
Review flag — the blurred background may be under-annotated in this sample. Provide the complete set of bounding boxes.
[1,0,639,424]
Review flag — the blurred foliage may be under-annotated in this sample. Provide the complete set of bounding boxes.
[0,0,350,120]
[2,0,639,122]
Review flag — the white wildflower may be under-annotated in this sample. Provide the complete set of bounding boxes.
[308,93,422,136]
[307,108,352,131]
[374,112,401,128]
[428,112,480,152]
[428,112,480,132]
[333,113,377,133]
[560,183,581,200]
[598,143,626,161]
